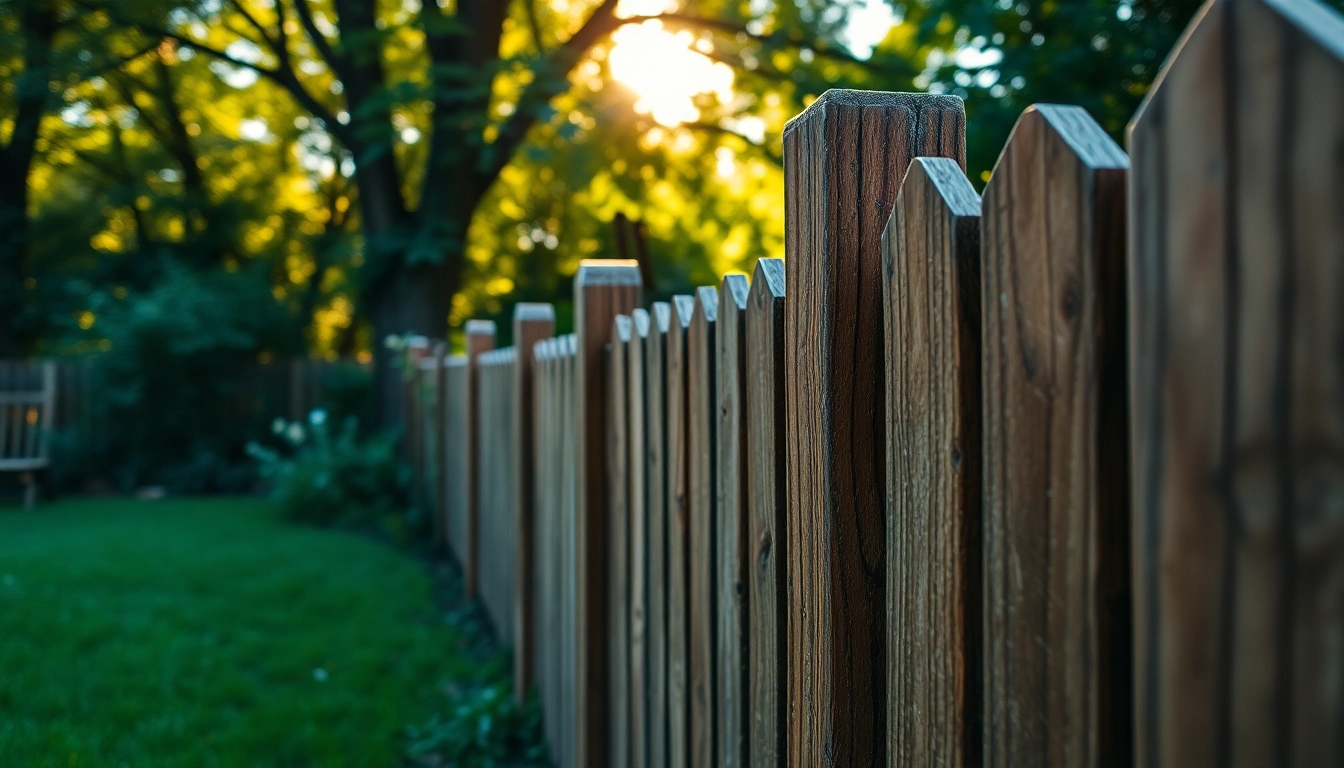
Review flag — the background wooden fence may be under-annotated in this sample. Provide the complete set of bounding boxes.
[405,0,1344,765]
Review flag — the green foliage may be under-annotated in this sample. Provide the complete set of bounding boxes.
[0,497,492,766]
[247,411,415,533]
[65,264,301,491]
[404,682,546,767]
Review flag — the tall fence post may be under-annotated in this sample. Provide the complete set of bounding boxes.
[574,260,642,768]
[782,89,966,766]
[1130,0,1344,764]
[881,157,983,766]
[716,273,750,768]
[514,304,554,703]
[980,105,1129,766]
[746,258,786,765]
[432,341,448,549]
[464,320,496,600]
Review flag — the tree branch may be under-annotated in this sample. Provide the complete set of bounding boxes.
[289,0,343,78]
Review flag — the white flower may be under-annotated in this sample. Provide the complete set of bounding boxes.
[286,423,306,444]
[271,418,286,435]
[308,408,327,426]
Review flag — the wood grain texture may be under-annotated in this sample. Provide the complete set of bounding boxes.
[746,258,786,768]
[782,89,966,767]
[716,273,751,768]
[880,158,983,768]
[1129,0,1344,765]
[608,315,634,768]
[514,304,555,703]
[574,261,642,768]
[666,295,695,768]
[629,309,651,768]
[980,104,1129,768]
[464,320,496,600]
[689,285,719,768]
[646,302,673,768]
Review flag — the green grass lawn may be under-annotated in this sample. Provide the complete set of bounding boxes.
[0,497,502,767]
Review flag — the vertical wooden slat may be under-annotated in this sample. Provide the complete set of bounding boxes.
[574,262,642,768]
[464,320,496,600]
[432,341,448,548]
[667,294,695,768]
[980,104,1129,767]
[646,302,672,768]
[562,334,580,768]
[881,157,983,767]
[783,89,966,766]
[628,308,651,768]
[535,339,558,756]
[746,258,787,766]
[1131,0,1344,765]
[689,286,719,768]
[609,315,634,768]
[716,273,750,768]
[515,304,555,702]
[445,356,469,566]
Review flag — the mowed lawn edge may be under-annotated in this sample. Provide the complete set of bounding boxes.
[0,497,491,768]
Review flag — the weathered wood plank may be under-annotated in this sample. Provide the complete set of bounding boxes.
[881,157,983,767]
[562,335,579,768]
[629,308,651,768]
[746,258,786,767]
[609,315,634,768]
[646,302,672,768]
[667,295,695,768]
[689,286,719,768]
[783,89,966,766]
[575,262,642,768]
[1130,0,1344,765]
[514,304,555,703]
[716,273,750,768]
[445,355,469,569]
[980,104,1129,767]
[464,320,496,600]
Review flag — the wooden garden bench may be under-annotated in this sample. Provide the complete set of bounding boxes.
[0,362,56,509]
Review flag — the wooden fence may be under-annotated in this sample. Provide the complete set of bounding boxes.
[406,0,1344,765]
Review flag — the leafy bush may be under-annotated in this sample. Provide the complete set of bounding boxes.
[247,410,415,532]
[404,682,545,767]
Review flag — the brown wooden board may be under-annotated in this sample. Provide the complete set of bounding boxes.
[1129,0,1344,764]
[881,157,983,767]
[514,304,555,702]
[444,356,469,569]
[689,286,719,768]
[782,89,966,766]
[464,320,497,600]
[576,261,642,767]
[561,336,579,768]
[629,308,651,768]
[646,302,672,768]
[746,258,786,767]
[716,273,750,768]
[980,104,1129,767]
[666,295,695,768]
[608,315,634,768]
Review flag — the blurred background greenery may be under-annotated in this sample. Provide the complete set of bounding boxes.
[8,0,1337,491]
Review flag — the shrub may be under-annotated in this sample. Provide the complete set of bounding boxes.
[247,410,415,533]
[404,682,545,767]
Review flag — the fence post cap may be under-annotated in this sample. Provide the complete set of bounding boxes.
[576,259,642,286]
[465,319,497,336]
[784,89,965,137]
[513,303,556,322]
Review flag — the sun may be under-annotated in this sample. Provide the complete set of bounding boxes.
[608,0,734,127]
